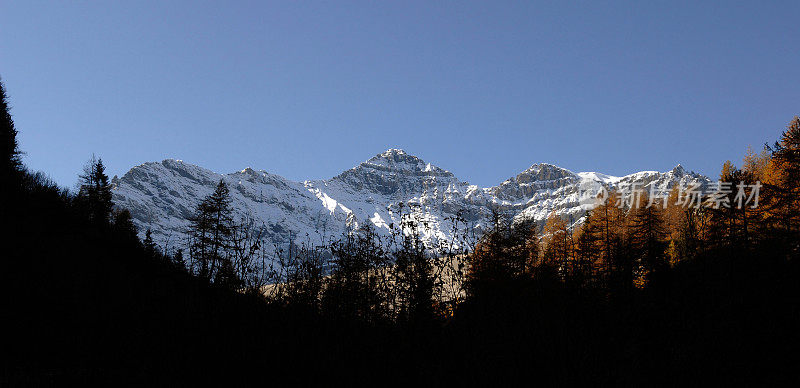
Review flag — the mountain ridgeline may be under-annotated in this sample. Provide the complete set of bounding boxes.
[5,69,800,384]
[112,149,710,253]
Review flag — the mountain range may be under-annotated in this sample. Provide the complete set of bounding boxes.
[111,149,711,254]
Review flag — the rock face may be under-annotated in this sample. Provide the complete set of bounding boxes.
[112,149,710,253]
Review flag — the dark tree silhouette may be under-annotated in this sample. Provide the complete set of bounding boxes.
[78,155,114,225]
[0,78,21,183]
[143,228,157,256]
[113,208,138,240]
[188,179,235,283]
[3,72,800,385]
[628,195,668,283]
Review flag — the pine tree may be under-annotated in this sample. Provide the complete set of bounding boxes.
[325,222,387,321]
[188,179,234,282]
[143,228,157,257]
[743,146,770,181]
[0,78,22,186]
[773,116,800,183]
[113,208,138,240]
[628,194,667,284]
[215,258,241,290]
[507,218,539,276]
[663,186,686,264]
[0,78,22,220]
[573,217,601,287]
[663,185,710,264]
[206,179,233,281]
[78,155,113,225]
[465,211,515,297]
[765,117,800,242]
[92,159,113,220]
[541,212,572,281]
[583,190,626,290]
[704,161,758,250]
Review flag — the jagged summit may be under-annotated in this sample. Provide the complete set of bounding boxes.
[670,164,686,176]
[515,163,577,183]
[489,163,579,202]
[359,148,450,175]
[379,148,407,157]
[329,149,458,196]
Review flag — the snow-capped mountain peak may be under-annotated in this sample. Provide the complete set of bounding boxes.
[670,164,686,176]
[357,149,452,175]
[112,150,711,254]
[330,149,458,197]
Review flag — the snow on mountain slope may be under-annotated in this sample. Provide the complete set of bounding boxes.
[111,159,340,251]
[111,150,710,254]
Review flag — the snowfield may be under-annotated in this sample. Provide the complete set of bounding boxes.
[111,149,710,254]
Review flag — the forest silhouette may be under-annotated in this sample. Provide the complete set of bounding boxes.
[2,78,799,385]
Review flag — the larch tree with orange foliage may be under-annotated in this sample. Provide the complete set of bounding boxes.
[627,192,668,285]
[541,212,573,281]
[763,117,800,245]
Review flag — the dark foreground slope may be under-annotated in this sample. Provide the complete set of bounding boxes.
[1,175,426,385]
[4,171,800,386]
[2,78,799,384]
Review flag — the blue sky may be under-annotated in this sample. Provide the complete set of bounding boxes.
[1,1,798,188]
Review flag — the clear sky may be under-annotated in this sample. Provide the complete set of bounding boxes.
[1,1,798,188]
